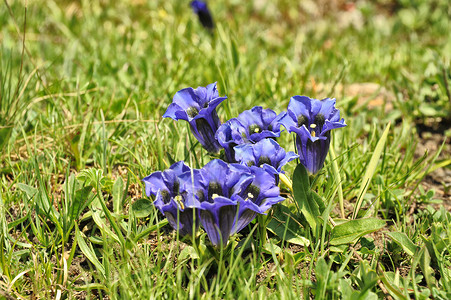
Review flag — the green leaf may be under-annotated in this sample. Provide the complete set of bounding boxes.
[112,176,124,214]
[133,219,168,242]
[90,198,121,244]
[330,218,386,245]
[379,272,408,299]
[132,198,154,218]
[316,256,329,279]
[16,183,38,199]
[419,246,436,288]
[94,191,125,247]
[165,151,177,168]
[329,145,345,218]
[339,279,354,299]
[361,291,378,300]
[386,232,419,256]
[7,212,30,229]
[311,191,326,212]
[431,222,450,254]
[231,38,240,68]
[262,241,282,254]
[72,186,94,220]
[0,127,12,149]
[419,103,448,117]
[292,163,320,232]
[179,246,199,261]
[77,168,105,188]
[421,235,440,267]
[267,205,310,246]
[315,257,330,299]
[353,123,390,219]
[75,225,105,278]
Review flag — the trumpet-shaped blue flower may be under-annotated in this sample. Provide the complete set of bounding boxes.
[278,96,346,174]
[230,166,284,235]
[214,118,245,162]
[142,161,197,236]
[181,159,284,247]
[216,106,284,162]
[163,82,227,153]
[180,159,253,247]
[190,1,215,30]
[234,139,298,182]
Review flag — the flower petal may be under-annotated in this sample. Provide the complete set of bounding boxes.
[320,119,347,136]
[200,205,236,247]
[287,96,312,121]
[277,111,297,133]
[172,88,201,111]
[163,103,186,120]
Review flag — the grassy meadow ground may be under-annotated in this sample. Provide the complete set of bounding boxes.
[1,0,451,299]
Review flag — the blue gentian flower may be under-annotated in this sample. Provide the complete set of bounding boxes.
[214,118,245,162]
[142,161,198,236]
[190,1,214,30]
[234,139,299,183]
[278,96,346,174]
[230,166,284,235]
[163,82,227,153]
[235,106,284,142]
[216,106,284,162]
[180,159,253,247]
[181,159,284,247]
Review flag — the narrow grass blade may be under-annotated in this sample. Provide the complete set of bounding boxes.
[112,176,124,214]
[329,145,345,218]
[95,189,126,248]
[407,139,447,202]
[428,158,451,173]
[353,123,390,219]
[133,219,168,242]
[8,269,30,291]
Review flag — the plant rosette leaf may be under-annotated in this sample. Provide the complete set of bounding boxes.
[330,218,386,246]
[266,204,310,247]
[132,198,154,218]
[386,232,419,257]
[179,245,200,261]
[292,163,322,233]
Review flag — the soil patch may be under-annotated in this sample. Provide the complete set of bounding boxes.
[414,120,451,210]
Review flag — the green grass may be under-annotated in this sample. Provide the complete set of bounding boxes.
[1,0,451,298]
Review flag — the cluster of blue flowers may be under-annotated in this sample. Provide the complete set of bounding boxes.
[143,82,346,247]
